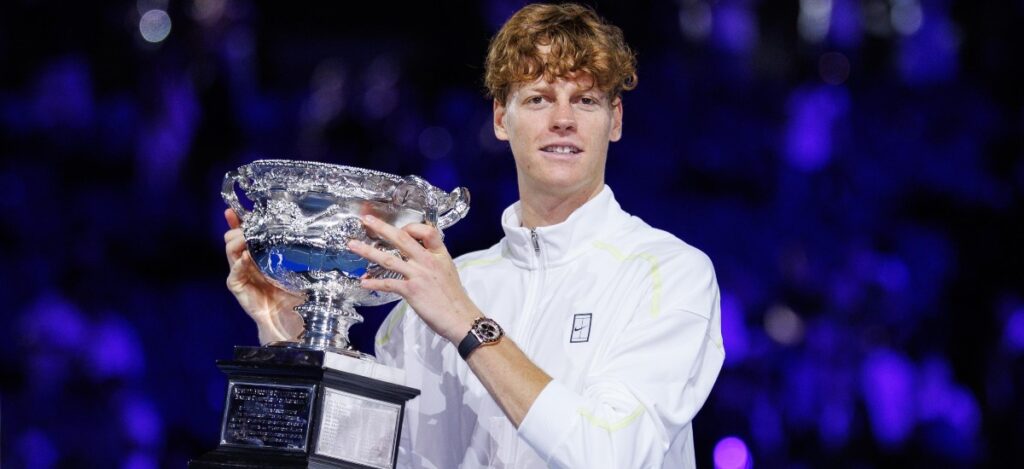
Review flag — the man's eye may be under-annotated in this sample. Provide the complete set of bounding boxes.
[580,97,597,105]
[527,96,544,104]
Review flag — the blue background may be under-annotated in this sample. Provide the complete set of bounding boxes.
[1,0,1021,467]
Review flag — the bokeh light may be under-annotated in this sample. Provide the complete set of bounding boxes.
[419,126,454,159]
[2,2,1020,467]
[891,0,924,36]
[864,0,893,36]
[713,436,752,469]
[1004,308,1024,352]
[192,0,226,24]
[712,4,758,54]
[720,293,749,366]
[862,349,915,447]
[798,0,832,43]
[679,0,713,42]
[818,51,851,85]
[17,430,59,468]
[139,9,172,43]
[764,305,805,346]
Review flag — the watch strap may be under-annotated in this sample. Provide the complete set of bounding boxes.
[457,317,503,360]
[457,331,482,360]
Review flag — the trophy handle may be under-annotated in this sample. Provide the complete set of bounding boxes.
[437,187,470,230]
[221,170,251,221]
[395,176,441,226]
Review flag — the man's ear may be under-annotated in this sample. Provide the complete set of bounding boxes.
[609,98,623,142]
[493,99,510,142]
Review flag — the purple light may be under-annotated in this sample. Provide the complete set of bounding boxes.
[784,358,818,427]
[896,6,959,84]
[720,293,749,366]
[479,120,507,153]
[363,86,399,120]
[485,0,527,32]
[875,256,910,292]
[819,399,853,448]
[712,4,757,54]
[123,451,159,469]
[88,316,144,379]
[31,57,95,130]
[750,394,784,451]
[917,357,981,439]
[783,86,850,172]
[20,294,87,351]
[122,396,164,446]
[714,436,752,469]
[17,429,59,468]
[419,126,454,159]
[224,27,254,62]
[1004,308,1024,352]
[829,0,862,47]
[423,160,459,193]
[137,78,199,190]
[861,349,915,447]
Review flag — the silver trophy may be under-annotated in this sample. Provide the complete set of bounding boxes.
[221,159,470,356]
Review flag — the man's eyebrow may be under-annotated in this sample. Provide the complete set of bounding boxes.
[521,83,553,93]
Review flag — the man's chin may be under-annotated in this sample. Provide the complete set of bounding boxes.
[526,176,599,197]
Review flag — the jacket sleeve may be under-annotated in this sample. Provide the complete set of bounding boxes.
[375,301,467,469]
[516,249,725,468]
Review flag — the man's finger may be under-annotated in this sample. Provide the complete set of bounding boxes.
[348,239,413,276]
[224,227,243,243]
[362,215,423,257]
[403,223,446,251]
[225,235,248,266]
[225,208,242,229]
[360,277,406,295]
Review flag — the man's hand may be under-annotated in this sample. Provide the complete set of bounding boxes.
[347,215,479,344]
[350,214,551,427]
[223,208,305,345]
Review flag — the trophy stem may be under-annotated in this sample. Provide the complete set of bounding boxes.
[294,287,363,355]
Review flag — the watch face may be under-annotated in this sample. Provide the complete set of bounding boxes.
[474,318,503,343]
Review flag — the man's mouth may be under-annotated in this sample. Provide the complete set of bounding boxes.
[540,145,582,155]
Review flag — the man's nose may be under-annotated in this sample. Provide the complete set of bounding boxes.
[550,102,576,132]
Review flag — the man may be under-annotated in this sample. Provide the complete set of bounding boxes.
[224,4,723,467]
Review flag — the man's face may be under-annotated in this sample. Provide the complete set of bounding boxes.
[493,74,623,200]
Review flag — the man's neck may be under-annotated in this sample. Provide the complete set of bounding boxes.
[518,182,604,229]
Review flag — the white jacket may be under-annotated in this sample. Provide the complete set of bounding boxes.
[375,186,725,468]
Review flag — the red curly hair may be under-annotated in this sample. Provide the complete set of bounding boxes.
[484,3,638,104]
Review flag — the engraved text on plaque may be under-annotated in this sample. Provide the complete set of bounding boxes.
[220,381,316,451]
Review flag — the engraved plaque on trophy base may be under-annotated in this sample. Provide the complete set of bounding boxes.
[189,347,419,469]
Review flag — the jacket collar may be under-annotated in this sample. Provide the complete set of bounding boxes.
[500,185,629,268]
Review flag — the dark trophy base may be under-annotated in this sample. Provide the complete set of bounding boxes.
[190,346,419,469]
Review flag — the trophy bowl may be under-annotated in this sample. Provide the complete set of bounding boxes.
[222,159,470,356]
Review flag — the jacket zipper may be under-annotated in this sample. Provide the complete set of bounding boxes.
[518,229,542,342]
[510,228,544,466]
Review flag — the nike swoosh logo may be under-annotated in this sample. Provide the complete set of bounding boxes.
[573,326,585,331]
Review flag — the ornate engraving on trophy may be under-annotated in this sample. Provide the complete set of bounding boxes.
[221,159,471,355]
[220,381,316,450]
[315,388,402,469]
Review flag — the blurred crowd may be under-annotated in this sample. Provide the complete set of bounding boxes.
[1,0,1021,467]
